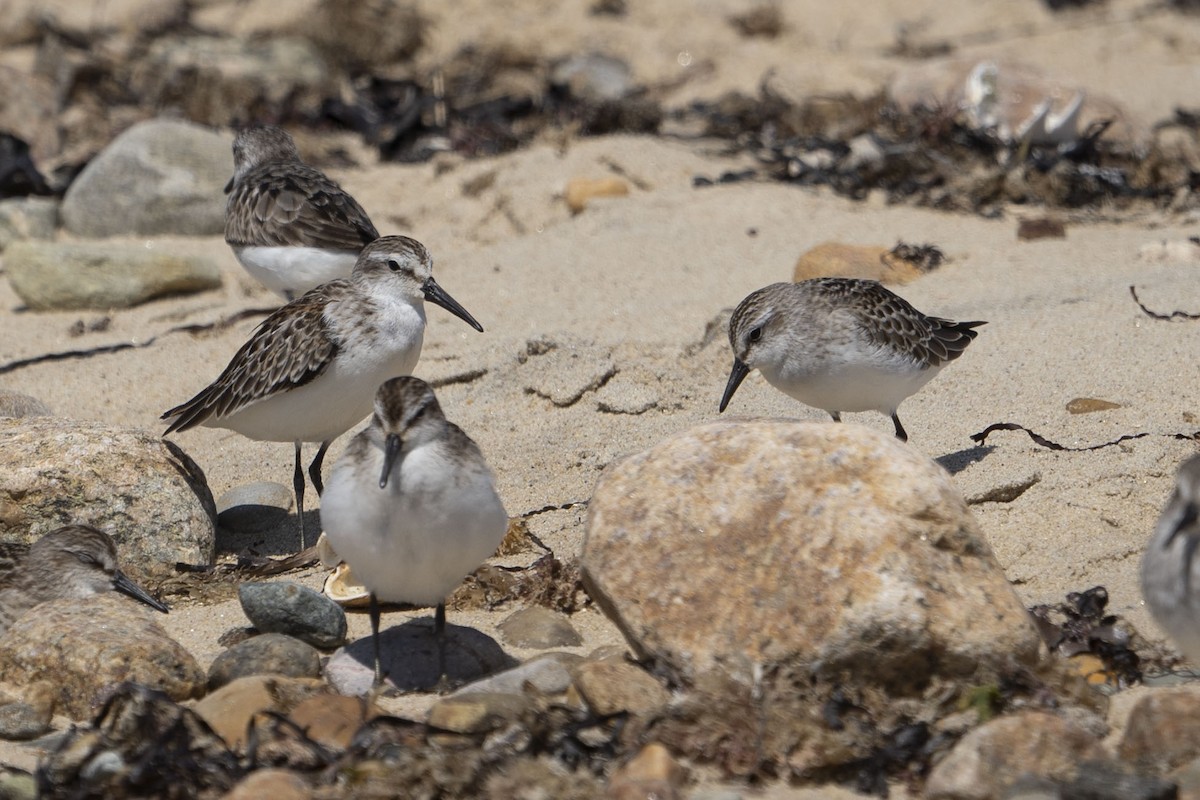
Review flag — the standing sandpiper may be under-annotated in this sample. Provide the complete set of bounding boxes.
[320,377,508,690]
[224,125,380,301]
[1142,454,1200,666]
[719,278,985,441]
[0,525,168,635]
[162,236,484,548]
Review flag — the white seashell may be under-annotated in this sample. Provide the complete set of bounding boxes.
[322,562,371,607]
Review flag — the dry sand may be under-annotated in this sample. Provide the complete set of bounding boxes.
[1,0,1199,785]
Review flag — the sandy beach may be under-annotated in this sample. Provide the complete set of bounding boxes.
[1,0,1200,791]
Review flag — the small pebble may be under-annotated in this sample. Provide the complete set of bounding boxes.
[0,700,51,741]
[498,607,583,648]
[223,768,309,800]
[238,582,347,649]
[207,632,321,690]
[455,652,582,697]
[1066,397,1121,415]
[565,177,630,214]
[428,692,532,734]
[287,694,375,751]
[572,660,669,716]
[0,390,51,419]
[1017,217,1067,240]
[607,743,687,800]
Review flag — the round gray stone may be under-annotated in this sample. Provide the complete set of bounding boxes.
[61,118,230,237]
[0,417,215,565]
[207,632,321,690]
[453,652,582,697]
[497,606,583,649]
[238,581,347,649]
[0,700,50,741]
[0,390,50,419]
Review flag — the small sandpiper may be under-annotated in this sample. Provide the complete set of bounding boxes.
[0,525,168,635]
[1142,454,1200,666]
[162,236,484,549]
[719,278,985,441]
[320,377,508,691]
[224,125,380,301]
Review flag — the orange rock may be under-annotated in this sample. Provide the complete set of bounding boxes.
[222,768,309,800]
[606,743,686,800]
[1066,397,1121,414]
[287,693,375,751]
[192,675,276,750]
[792,242,924,284]
[565,177,630,214]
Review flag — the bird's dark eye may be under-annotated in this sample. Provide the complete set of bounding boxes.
[748,326,763,343]
[73,552,98,566]
[387,259,401,272]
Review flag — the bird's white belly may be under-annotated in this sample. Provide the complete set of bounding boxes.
[234,246,358,299]
[763,358,939,414]
[321,448,508,606]
[204,334,423,443]
[1142,535,1200,664]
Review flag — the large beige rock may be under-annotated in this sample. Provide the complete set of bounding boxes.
[0,595,203,719]
[582,420,1041,691]
[925,710,1107,799]
[5,241,221,310]
[0,417,216,565]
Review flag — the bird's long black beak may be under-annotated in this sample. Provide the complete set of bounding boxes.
[423,277,484,332]
[223,175,235,194]
[114,570,169,613]
[719,359,751,413]
[379,433,402,489]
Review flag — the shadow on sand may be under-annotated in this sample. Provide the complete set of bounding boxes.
[935,444,994,476]
[339,615,517,694]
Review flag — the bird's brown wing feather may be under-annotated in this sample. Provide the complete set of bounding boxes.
[814,278,985,367]
[162,285,345,433]
[225,163,379,251]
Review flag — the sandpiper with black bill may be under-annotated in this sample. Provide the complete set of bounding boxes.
[0,525,168,635]
[1142,454,1200,667]
[224,125,380,301]
[320,377,508,691]
[720,278,985,441]
[162,236,484,549]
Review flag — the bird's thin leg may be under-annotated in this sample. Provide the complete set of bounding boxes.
[433,602,451,693]
[308,440,331,497]
[369,592,384,689]
[830,411,842,423]
[292,441,307,549]
[891,412,908,442]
